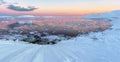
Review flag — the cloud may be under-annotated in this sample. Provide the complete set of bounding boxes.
[0,0,7,5]
[0,0,37,12]
[7,5,38,11]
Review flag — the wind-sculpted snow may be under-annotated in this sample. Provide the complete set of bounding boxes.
[0,13,120,62]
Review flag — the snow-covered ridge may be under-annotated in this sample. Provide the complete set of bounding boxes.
[81,10,120,18]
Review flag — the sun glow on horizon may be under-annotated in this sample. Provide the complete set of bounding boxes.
[0,0,120,15]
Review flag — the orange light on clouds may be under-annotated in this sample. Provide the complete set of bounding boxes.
[0,2,120,16]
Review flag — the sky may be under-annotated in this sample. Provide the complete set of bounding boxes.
[0,0,120,15]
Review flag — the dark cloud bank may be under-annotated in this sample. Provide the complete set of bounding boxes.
[7,5,37,11]
[0,0,37,11]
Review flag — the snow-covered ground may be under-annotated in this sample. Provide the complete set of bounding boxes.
[0,10,120,62]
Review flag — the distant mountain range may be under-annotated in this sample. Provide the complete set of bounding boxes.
[0,13,36,17]
[0,13,12,16]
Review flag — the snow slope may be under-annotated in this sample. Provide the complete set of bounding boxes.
[82,10,120,18]
[0,10,120,62]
